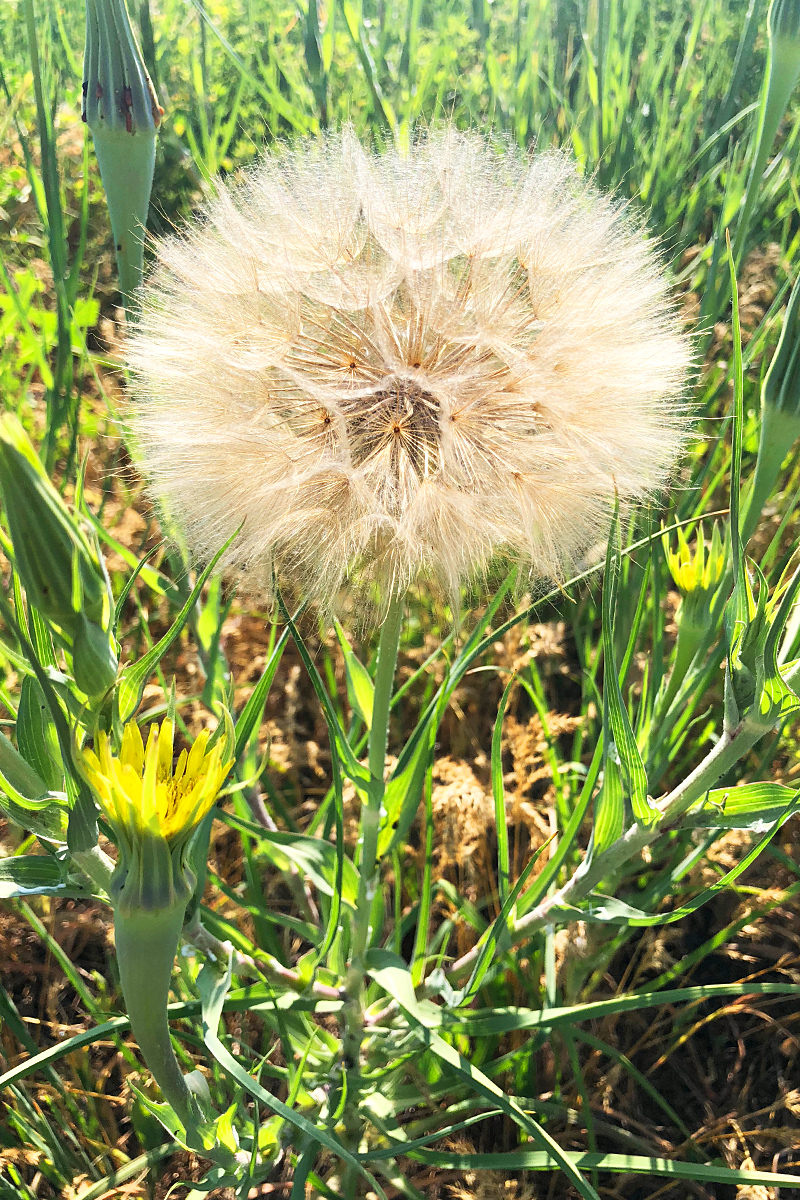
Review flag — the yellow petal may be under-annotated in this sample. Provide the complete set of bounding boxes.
[121,721,144,774]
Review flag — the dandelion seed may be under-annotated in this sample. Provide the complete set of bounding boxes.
[127,129,692,610]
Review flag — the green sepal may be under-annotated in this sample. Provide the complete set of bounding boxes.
[112,832,194,917]
[114,880,208,1132]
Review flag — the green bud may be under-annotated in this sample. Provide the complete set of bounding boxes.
[72,611,118,699]
[0,416,102,636]
[769,0,800,50]
[83,0,163,310]
[0,416,119,698]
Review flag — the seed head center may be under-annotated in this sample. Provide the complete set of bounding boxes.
[343,377,441,486]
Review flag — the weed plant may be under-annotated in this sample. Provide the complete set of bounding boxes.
[1,0,800,1198]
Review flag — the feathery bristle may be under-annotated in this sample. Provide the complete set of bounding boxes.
[126,128,692,611]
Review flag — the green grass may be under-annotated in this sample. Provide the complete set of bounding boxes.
[1,0,800,1196]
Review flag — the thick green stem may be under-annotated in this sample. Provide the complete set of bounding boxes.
[352,593,405,962]
[341,594,404,1198]
[444,700,788,988]
[115,899,198,1127]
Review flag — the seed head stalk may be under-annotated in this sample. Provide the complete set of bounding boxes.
[341,593,404,1188]
[354,593,404,959]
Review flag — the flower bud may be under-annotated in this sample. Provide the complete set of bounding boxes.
[72,611,118,700]
[0,416,112,644]
[82,0,163,309]
[664,521,727,631]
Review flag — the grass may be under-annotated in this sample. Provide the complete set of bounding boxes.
[1,0,800,1196]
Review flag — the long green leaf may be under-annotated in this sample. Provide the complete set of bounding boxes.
[233,624,290,761]
[404,1148,800,1186]
[115,532,237,724]
[685,781,800,829]
[366,950,601,1200]
[600,501,653,827]
[0,854,67,898]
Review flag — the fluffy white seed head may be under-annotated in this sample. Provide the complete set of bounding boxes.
[126,129,692,611]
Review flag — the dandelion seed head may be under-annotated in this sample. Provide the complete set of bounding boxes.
[127,129,692,611]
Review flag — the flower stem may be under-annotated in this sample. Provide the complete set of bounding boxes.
[115,899,199,1128]
[353,593,405,961]
[341,594,404,1196]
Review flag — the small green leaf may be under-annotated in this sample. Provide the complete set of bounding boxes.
[233,625,289,761]
[254,830,359,907]
[335,619,374,727]
[685,781,800,830]
[365,949,442,1029]
[601,502,654,827]
[0,726,51,807]
[279,597,369,787]
[592,748,625,853]
[0,791,68,842]
[0,854,66,898]
[490,676,515,905]
[378,722,434,856]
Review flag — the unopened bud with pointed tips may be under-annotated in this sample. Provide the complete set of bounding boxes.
[0,415,118,699]
[82,0,163,311]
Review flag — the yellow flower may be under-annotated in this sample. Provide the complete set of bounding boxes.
[664,521,726,598]
[83,719,233,843]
